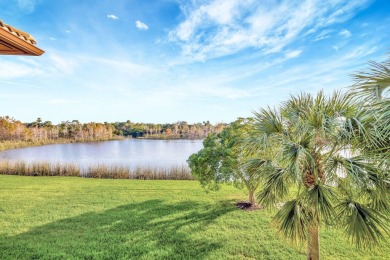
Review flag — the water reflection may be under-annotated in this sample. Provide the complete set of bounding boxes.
[0,139,203,170]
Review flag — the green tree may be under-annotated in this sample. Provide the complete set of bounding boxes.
[188,118,263,206]
[249,91,389,260]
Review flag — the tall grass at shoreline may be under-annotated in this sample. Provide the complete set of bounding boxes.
[0,160,193,180]
[0,161,80,177]
[0,137,124,152]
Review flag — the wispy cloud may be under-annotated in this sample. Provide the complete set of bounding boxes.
[285,50,303,59]
[169,0,371,61]
[17,0,40,13]
[0,60,43,79]
[339,29,352,37]
[47,54,78,74]
[313,29,333,41]
[82,56,158,76]
[107,14,119,20]
[0,51,80,81]
[135,20,149,30]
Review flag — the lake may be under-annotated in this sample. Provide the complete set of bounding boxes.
[0,139,203,169]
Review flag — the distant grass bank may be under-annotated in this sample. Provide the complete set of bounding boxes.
[137,135,203,140]
[0,160,193,180]
[0,137,124,152]
[0,176,388,259]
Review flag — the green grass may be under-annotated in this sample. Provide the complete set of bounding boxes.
[0,176,388,259]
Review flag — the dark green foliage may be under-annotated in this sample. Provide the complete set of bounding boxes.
[188,118,264,204]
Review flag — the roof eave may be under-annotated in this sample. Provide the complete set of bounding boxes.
[0,27,44,56]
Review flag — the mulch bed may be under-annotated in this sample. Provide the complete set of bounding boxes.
[235,201,264,211]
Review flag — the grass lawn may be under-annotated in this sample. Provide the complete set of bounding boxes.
[0,175,388,259]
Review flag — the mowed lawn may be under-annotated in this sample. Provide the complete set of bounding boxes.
[0,176,388,259]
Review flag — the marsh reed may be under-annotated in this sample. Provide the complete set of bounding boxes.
[0,160,193,180]
[0,137,124,152]
[0,161,80,176]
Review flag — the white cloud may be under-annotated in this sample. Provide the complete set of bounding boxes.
[135,20,149,30]
[0,59,43,79]
[107,14,119,20]
[0,50,82,81]
[339,29,352,37]
[49,37,57,41]
[285,50,302,59]
[47,54,78,74]
[84,57,158,76]
[313,29,333,41]
[169,0,371,61]
[65,30,71,33]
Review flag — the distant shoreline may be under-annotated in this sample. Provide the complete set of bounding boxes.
[135,136,204,140]
[0,137,123,152]
[0,136,204,152]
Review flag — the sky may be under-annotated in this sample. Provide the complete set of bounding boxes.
[0,0,389,124]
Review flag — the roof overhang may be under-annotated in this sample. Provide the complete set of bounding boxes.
[0,20,44,56]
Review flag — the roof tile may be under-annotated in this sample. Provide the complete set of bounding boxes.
[0,20,37,45]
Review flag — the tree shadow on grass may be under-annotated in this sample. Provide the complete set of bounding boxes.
[0,199,235,259]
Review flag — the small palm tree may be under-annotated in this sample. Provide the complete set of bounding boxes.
[249,90,389,260]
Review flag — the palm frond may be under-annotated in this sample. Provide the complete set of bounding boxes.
[334,156,379,188]
[365,187,390,214]
[336,199,389,248]
[252,107,284,136]
[257,167,289,207]
[352,58,390,101]
[282,92,312,121]
[307,184,336,223]
[274,199,309,243]
[281,137,314,181]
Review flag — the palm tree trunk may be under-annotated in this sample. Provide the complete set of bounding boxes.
[249,190,256,206]
[307,223,320,260]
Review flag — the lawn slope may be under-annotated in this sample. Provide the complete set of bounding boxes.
[0,176,388,259]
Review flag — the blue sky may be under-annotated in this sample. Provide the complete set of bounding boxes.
[0,0,389,124]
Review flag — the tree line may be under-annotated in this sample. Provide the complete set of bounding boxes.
[0,117,114,142]
[111,120,225,139]
[0,117,226,142]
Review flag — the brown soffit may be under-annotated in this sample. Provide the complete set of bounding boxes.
[0,20,44,56]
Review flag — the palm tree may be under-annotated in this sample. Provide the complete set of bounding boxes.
[249,90,389,260]
[351,55,390,160]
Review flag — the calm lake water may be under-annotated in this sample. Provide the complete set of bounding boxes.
[0,139,203,169]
